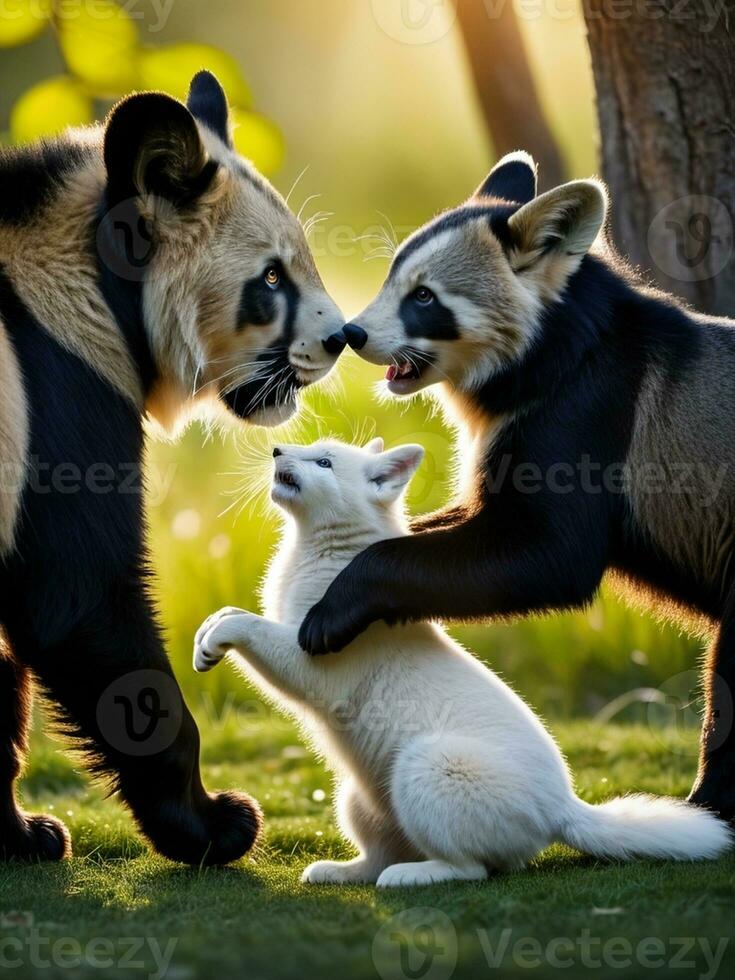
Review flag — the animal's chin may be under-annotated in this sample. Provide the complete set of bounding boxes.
[271,481,301,506]
[222,375,301,425]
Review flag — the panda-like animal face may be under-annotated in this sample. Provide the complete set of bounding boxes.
[103,72,345,430]
[331,152,607,399]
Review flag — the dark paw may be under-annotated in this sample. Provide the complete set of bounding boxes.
[298,600,365,656]
[1,813,72,862]
[141,790,263,866]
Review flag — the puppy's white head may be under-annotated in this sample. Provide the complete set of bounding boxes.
[269,437,424,531]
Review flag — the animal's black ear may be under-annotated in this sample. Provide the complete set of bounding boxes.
[475,151,537,204]
[186,70,232,147]
[104,92,218,208]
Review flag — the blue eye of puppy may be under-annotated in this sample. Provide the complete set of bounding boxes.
[413,286,434,305]
[316,458,332,469]
[264,265,281,290]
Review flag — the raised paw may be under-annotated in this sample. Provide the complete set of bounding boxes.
[301,858,380,885]
[193,607,248,673]
[194,609,261,673]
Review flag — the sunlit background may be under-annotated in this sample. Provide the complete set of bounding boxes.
[1,0,699,722]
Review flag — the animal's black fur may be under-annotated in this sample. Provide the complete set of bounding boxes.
[0,139,93,226]
[187,70,233,147]
[0,269,260,863]
[477,153,537,204]
[299,226,735,819]
[1,70,343,864]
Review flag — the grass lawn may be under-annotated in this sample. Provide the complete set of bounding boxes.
[1,719,733,980]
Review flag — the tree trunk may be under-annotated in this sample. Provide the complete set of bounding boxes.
[583,0,735,316]
[456,0,565,190]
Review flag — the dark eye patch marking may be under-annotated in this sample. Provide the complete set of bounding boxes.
[238,275,278,327]
[399,291,460,341]
[237,262,301,331]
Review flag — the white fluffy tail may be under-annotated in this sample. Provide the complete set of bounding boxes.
[559,794,732,861]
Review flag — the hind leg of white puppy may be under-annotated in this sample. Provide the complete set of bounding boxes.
[377,734,536,888]
[303,779,418,885]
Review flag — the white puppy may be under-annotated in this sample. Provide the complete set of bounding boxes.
[194,438,731,887]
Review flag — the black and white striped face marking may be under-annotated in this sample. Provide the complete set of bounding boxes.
[105,72,345,430]
[340,152,607,397]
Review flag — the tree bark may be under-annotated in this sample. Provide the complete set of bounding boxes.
[456,0,566,190]
[583,0,735,315]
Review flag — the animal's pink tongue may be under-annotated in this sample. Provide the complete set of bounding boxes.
[386,365,397,381]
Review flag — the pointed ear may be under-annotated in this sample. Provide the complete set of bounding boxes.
[187,70,232,147]
[367,445,424,503]
[505,179,608,290]
[364,437,384,454]
[475,151,537,204]
[104,92,219,208]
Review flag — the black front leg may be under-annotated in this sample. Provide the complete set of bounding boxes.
[299,512,606,654]
[0,640,71,860]
[689,584,735,820]
[15,575,261,866]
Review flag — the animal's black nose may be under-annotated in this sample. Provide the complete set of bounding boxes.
[322,330,347,356]
[273,447,283,458]
[343,323,368,350]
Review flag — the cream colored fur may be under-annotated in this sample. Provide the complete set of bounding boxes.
[0,322,28,556]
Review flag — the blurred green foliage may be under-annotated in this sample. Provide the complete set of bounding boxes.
[3,0,283,174]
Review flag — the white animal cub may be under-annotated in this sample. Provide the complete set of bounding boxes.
[194,438,732,886]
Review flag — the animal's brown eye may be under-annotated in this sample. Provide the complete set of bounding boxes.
[264,266,280,289]
[414,286,434,305]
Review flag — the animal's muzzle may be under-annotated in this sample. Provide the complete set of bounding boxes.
[343,324,368,350]
[322,323,368,356]
[322,330,347,356]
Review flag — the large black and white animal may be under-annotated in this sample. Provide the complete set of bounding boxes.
[0,71,344,864]
[303,151,735,821]
[194,438,731,888]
